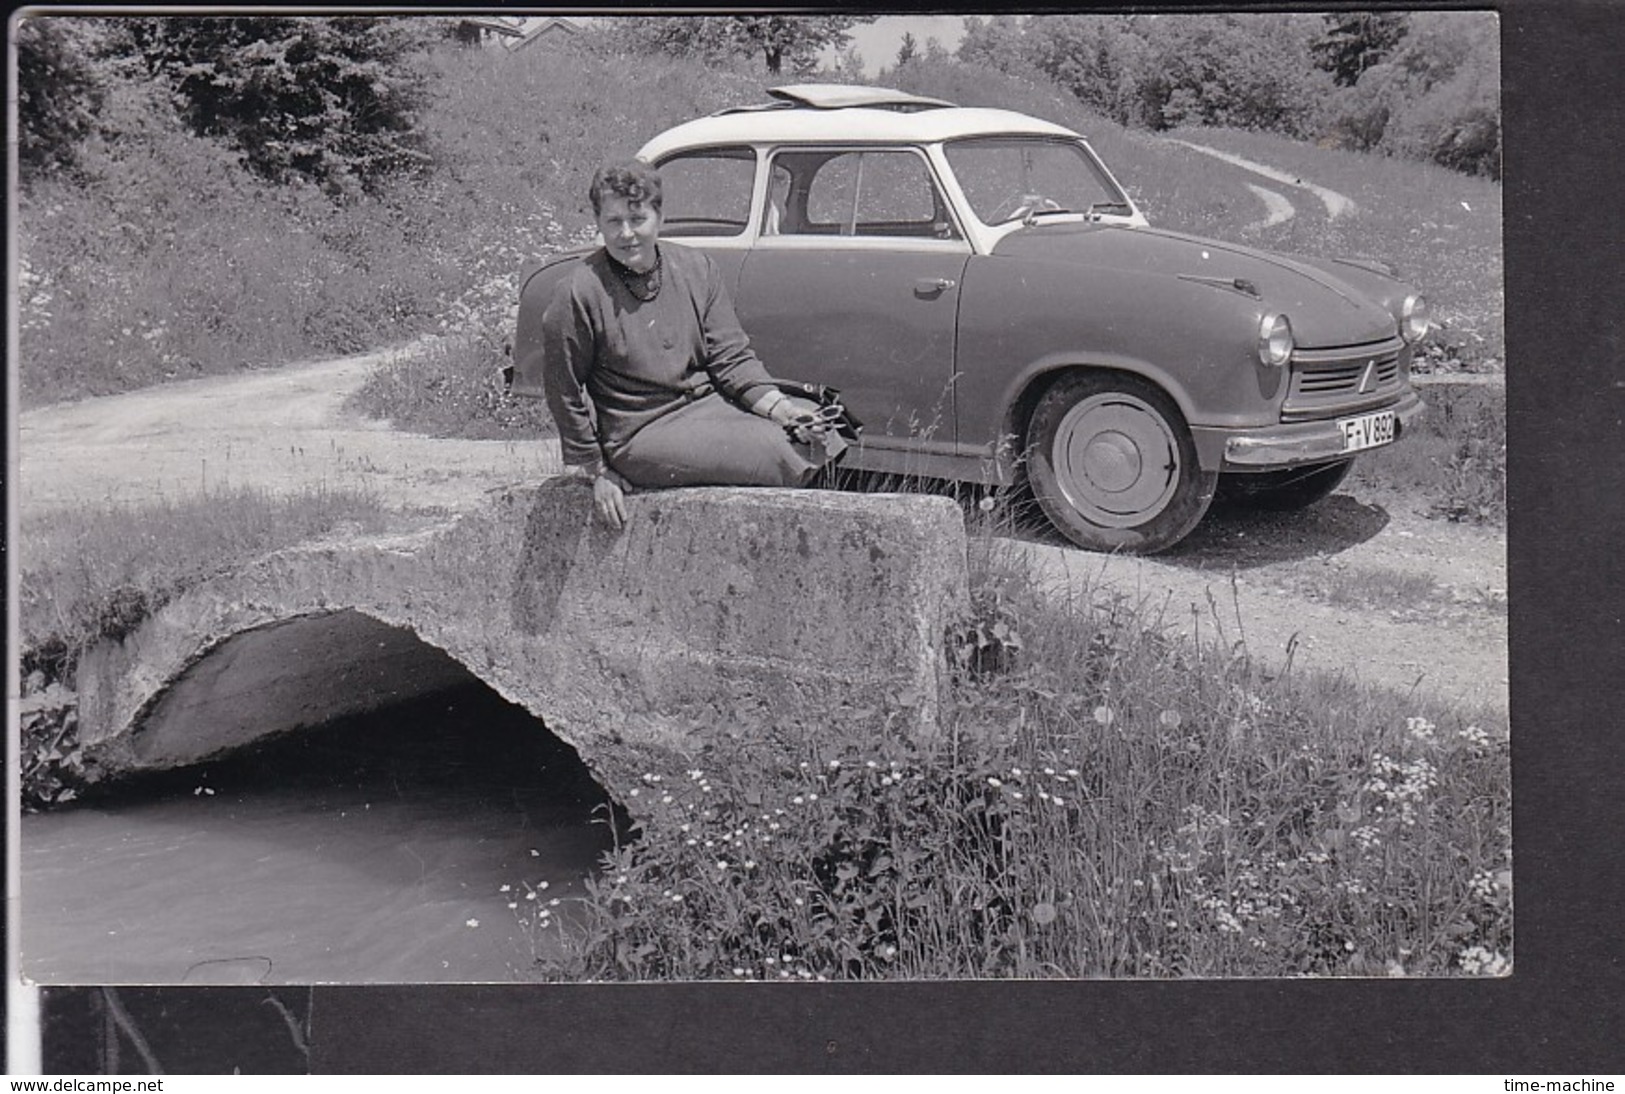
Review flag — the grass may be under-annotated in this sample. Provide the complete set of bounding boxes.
[17,484,392,687]
[514,517,1510,981]
[346,329,556,440]
[1351,381,1506,525]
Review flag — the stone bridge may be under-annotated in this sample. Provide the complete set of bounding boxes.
[71,482,970,812]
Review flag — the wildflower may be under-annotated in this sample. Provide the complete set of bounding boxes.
[549,899,560,907]
[1052,795,1066,806]
[808,793,818,801]
[499,885,511,893]
[792,796,805,805]
[1010,767,1023,777]
[987,777,1003,788]
[1093,706,1115,726]
[1406,715,1437,742]
[866,760,878,769]
[717,860,730,870]
[828,760,841,769]
[525,892,537,901]
[1458,945,1512,976]
[507,902,518,910]
[1159,709,1183,729]
[466,919,480,928]
[1011,792,1024,801]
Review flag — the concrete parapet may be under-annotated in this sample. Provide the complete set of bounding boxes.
[73,482,970,811]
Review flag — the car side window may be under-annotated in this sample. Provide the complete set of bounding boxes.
[780,149,961,240]
[658,147,756,237]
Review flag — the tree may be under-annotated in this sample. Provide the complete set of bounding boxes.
[15,16,106,183]
[1312,12,1410,87]
[614,15,875,74]
[896,31,917,68]
[108,15,440,197]
[956,15,1030,74]
[1344,12,1500,177]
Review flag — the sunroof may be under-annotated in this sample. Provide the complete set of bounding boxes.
[765,84,955,111]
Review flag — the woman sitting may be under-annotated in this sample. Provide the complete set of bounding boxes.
[540,160,841,529]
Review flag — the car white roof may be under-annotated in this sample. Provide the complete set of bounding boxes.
[638,85,1083,162]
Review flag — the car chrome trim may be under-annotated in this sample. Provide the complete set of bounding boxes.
[1212,390,1424,468]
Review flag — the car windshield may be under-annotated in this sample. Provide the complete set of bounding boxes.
[944,137,1129,225]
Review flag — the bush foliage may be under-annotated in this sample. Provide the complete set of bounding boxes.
[957,12,1498,178]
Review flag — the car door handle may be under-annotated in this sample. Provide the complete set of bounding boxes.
[914,277,957,297]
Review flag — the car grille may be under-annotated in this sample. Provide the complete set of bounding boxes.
[1282,338,1407,421]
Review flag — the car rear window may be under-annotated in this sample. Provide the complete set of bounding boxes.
[658,147,756,237]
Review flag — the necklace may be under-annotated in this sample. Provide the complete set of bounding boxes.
[612,250,662,303]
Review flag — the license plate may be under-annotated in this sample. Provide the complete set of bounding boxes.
[1339,410,1396,453]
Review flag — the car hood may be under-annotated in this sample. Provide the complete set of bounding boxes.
[991,223,1400,348]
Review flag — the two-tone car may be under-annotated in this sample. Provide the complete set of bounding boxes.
[513,84,1427,553]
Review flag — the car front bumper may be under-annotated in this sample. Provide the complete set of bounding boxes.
[1191,389,1425,470]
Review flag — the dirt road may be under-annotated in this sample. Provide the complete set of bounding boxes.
[16,349,1507,716]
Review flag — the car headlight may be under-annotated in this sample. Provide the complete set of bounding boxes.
[1400,294,1430,343]
[1258,313,1293,367]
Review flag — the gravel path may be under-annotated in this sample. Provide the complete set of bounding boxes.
[1165,138,1360,220]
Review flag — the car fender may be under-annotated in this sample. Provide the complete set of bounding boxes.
[511,249,591,400]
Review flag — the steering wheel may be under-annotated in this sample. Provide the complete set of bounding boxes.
[988,192,1062,224]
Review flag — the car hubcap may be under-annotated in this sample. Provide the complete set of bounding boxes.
[1053,393,1180,527]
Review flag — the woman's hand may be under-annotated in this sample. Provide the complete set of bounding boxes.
[766,398,803,429]
[593,468,630,529]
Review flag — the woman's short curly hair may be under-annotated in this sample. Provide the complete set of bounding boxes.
[589,160,663,215]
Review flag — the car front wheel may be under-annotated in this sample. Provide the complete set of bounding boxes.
[1025,372,1217,554]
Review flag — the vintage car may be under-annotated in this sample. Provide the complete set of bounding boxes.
[512,84,1427,553]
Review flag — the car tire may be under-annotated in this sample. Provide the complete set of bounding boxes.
[1025,371,1217,554]
[1218,459,1353,512]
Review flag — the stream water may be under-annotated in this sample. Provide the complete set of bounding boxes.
[19,681,619,984]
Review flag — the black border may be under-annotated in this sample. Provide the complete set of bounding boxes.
[17,0,1625,1074]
